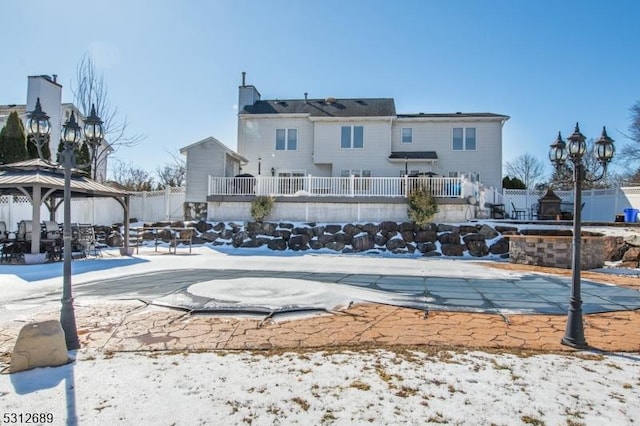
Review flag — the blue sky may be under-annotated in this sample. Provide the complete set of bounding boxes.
[3,0,639,179]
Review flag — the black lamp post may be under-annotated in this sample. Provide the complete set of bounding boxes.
[27,98,104,350]
[258,157,262,175]
[548,123,614,348]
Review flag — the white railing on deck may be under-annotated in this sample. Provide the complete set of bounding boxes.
[208,175,468,198]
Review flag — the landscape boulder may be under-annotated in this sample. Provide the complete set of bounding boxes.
[309,239,324,250]
[288,235,310,251]
[414,230,437,243]
[267,238,288,251]
[325,241,346,251]
[386,238,406,251]
[343,224,363,236]
[362,223,379,235]
[375,234,388,247]
[478,224,499,240]
[438,232,461,245]
[416,241,437,254]
[459,225,479,235]
[352,234,375,252]
[464,236,489,257]
[489,238,510,255]
[324,224,342,234]
[232,230,248,247]
[106,232,123,247]
[379,221,398,235]
[441,243,465,256]
[10,320,69,373]
[274,229,292,240]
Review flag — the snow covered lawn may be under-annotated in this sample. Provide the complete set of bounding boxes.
[2,347,639,425]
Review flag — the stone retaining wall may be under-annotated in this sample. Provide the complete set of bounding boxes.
[185,220,513,258]
[103,220,640,268]
[508,235,605,270]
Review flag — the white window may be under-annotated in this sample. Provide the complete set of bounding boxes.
[452,127,476,151]
[448,171,479,181]
[401,128,413,144]
[276,129,297,150]
[341,126,364,149]
[277,170,305,194]
[399,169,421,176]
[341,169,371,191]
[341,169,371,177]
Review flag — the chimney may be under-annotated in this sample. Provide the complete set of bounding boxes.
[304,92,308,103]
[238,72,261,112]
[52,74,57,83]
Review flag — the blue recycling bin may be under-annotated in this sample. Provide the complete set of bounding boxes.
[623,208,639,223]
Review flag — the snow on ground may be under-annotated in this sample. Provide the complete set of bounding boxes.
[2,348,639,425]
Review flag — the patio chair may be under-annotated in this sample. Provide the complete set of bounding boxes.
[0,221,7,241]
[530,203,539,220]
[510,202,527,220]
[71,223,100,258]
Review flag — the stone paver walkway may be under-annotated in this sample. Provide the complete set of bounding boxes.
[1,301,638,357]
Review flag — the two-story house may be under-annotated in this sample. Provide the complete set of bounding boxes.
[0,75,111,182]
[182,74,509,222]
[236,76,509,191]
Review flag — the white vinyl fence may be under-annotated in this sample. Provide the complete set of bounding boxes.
[208,175,471,198]
[502,187,640,222]
[0,187,186,231]
[3,185,640,229]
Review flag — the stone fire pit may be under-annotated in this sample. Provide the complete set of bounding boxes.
[508,230,604,270]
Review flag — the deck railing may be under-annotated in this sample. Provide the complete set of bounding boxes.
[208,175,470,198]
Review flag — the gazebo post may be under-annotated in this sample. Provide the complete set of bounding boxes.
[124,195,130,251]
[30,184,42,254]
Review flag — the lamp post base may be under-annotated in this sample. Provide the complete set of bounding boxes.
[560,310,588,349]
[60,298,80,350]
[561,336,588,349]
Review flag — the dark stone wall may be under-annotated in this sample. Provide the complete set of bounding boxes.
[187,220,512,258]
[103,220,639,267]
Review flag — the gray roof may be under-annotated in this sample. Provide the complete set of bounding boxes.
[180,136,249,164]
[241,98,396,117]
[389,151,438,160]
[397,112,510,119]
[0,159,129,198]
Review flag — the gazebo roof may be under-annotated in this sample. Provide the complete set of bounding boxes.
[0,159,129,198]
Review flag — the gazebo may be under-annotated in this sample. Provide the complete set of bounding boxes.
[0,159,131,255]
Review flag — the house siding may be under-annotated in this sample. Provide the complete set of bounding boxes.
[184,143,228,202]
[313,119,393,176]
[238,116,325,176]
[391,119,504,190]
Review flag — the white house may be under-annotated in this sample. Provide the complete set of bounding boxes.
[180,136,248,203]
[181,75,509,222]
[236,76,509,191]
[0,75,110,182]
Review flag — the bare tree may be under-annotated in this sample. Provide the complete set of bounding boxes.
[109,159,154,191]
[71,54,144,181]
[504,153,546,189]
[620,100,640,164]
[156,152,186,189]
